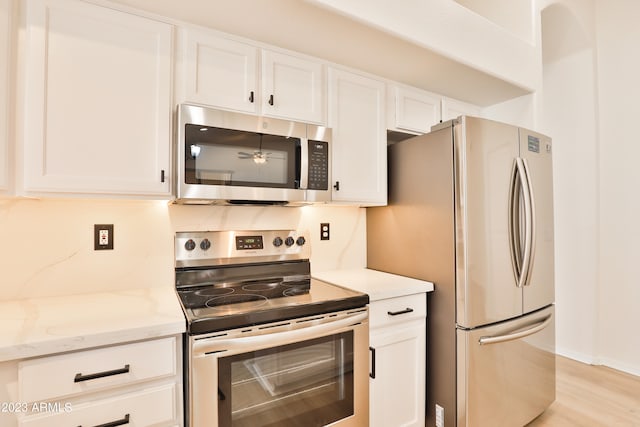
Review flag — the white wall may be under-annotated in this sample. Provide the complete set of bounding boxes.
[307,0,540,97]
[595,0,640,376]
[538,0,640,376]
[0,199,366,300]
[481,93,536,129]
[539,1,600,365]
[453,0,534,43]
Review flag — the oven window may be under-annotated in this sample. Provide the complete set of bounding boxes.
[218,331,354,427]
[184,124,299,188]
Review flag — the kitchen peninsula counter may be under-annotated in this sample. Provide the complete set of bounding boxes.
[0,287,185,362]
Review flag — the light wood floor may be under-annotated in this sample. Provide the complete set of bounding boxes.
[527,355,640,426]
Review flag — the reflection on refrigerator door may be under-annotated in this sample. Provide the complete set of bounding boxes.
[457,305,555,427]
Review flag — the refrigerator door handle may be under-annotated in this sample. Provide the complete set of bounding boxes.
[509,158,532,288]
[478,314,552,345]
[508,159,523,284]
[521,158,536,287]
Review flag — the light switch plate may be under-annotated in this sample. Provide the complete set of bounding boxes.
[94,224,114,250]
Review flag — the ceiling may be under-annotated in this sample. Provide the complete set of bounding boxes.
[109,0,531,106]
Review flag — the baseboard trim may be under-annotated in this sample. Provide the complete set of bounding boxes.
[555,347,599,365]
[597,357,640,378]
[556,347,640,377]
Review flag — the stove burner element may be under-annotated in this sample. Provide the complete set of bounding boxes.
[205,294,268,310]
[242,282,281,292]
[194,287,234,297]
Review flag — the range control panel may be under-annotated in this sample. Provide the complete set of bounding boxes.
[175,230,309,267]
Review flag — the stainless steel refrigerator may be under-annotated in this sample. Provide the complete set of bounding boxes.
[367,116,555,427]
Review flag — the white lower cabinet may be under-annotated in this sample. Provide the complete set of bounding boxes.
[369,293,426,427]
[18,383,176,427]
[16,336,183,427]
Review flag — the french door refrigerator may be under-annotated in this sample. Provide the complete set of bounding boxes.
[367,116,555,427]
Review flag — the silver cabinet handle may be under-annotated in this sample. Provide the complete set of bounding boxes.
[479,315,552,345]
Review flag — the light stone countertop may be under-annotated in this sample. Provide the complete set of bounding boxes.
[313,268,434,302]
[0,287,186,362]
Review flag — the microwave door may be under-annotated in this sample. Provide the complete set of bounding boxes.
[176,104,331,204]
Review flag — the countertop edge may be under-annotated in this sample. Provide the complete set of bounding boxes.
[312,268,434,302]
[0,287,186,362]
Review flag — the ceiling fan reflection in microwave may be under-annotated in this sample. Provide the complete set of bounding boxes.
[237,133,278,164]
[237,149,271,164]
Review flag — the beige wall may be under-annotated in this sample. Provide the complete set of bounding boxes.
[0,198,366,300]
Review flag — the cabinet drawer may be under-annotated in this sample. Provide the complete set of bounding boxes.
[369,293,426,329]
[18,383,176,427]
[19,337,176,402]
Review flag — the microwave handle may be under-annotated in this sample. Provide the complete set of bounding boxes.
[300,138,309,189]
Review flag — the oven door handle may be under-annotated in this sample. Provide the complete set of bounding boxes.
[192,311,367,356]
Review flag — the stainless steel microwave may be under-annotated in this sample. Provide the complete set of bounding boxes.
[175,104,331,205]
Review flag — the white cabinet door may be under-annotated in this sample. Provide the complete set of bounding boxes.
[441,96,481,122]
[0,0,11,192]
[328,68,386,205]
[23,0,172,195]
[389,84,441,134]
[262,49,325,124]
[179,28,258,114]
[370,319,426,427]
[19,383,177,427]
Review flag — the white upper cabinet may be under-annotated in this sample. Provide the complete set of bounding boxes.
[0,0,11,193]
[441,96,482,122]
[387,84,441,134]
[178,28,259,114]
[261,49,325,124]
[329,67,386,206]
[22,0,173,196]
[178,28,325,125]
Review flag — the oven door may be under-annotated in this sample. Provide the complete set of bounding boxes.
[188,310,368,427]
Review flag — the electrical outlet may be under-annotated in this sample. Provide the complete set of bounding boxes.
[320,223,330,240]
[436,404,444,427]
[94,224,114,250]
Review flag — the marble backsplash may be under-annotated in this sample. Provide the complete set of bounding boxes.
[0,198,366,301]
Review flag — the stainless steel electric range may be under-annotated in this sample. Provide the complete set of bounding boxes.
[175,230,370,427]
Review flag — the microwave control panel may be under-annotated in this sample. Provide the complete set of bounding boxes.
[307,141,329,190]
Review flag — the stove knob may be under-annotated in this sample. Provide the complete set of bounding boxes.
[296,236,306,246]
[200,239,211,251]
[273,237,283,247]
[184,239,196,251]
[284,236,295,247]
